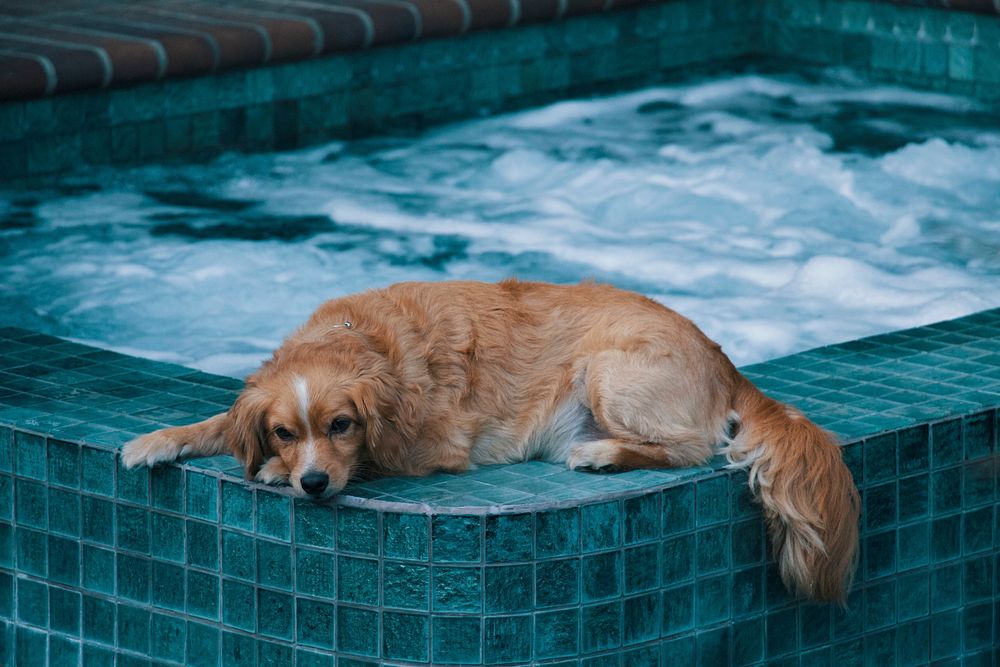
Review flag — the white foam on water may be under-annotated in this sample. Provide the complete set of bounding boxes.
[2,69,999,377]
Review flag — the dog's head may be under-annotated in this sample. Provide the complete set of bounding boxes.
[226,346,409,498]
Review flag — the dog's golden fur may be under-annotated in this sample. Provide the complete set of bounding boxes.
[124,279,859,602]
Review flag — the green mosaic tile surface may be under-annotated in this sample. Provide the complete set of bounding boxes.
[0,308,998,664]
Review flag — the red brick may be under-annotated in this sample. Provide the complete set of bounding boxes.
[237,0,371,53]
[66,16,217,76]
[0,52,52,99]
[0,35,107,94]
[465,0,516,29]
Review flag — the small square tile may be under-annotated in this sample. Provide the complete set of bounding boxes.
[898,474,929,523]
[117,604,149,654]
[14,431,46,480]
[337,606,378,657]
[80,495,114,545]
[337,506,377,554]
[661,534,694,586]
[49,586,80,635]
[294,500,335,548]
[48,534,79,586]
[432,616,480,664]
[81,594,115,646]
[433,565,481,612]
[661,584,695,636]
[222,579,256,632]
[257,540,292,590]
[257,588,295,640]
[80,447,115,497]
[624,543,658,593]
[582,551,622,602]
[151,561,186,611]
[432,515,481,562]
[187,520,219,570]
[536,507,579,557]
[186,569,219,620]
[732,566,764,618]
[625,492,659,544]
[296,598,335,649]
[258,638,293,667]
[186,621,219,666]
[150,612,185,664]
[662,484,694,535]
[485,513,532,562]
[865,580,896,630]
[696,476,729,526]
[47,439,80,488]
[581,501,621,552]
[339,556,379,605]
[296,548,335,597]
[623,592,658,645]
[16,526,47,576]
[255,491,290,541]
[383,561,429,610]
[696,525,730,574]
[151,512,185,562]
[150,466,183,512]
[696,573,730,625]
[221,480,253,531]
[536,558,579,607]
[222,631,256,666]
[932,419,962,468]
[81,544,115,594]
[931,515,961,563]
[117,505,150,554]
[383,611,429,662]
[15,478,47,529]
[485,563,531,612]
[383,512,428,560]
[186,471,218,520]
[116,552,150,603]
[222,530,255,581]
[17,577,48,627]
[47,487,80,537]
[117,460,149,505]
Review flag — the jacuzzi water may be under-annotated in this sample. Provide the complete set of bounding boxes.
[2,68,999,378]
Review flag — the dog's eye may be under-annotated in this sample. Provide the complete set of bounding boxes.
[329,417,351,435]
[274,426,296,441]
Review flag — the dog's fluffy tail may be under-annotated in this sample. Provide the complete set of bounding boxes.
[723,377,859,603]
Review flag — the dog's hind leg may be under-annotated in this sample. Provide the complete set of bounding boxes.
[567,349,730,471]
[122,413,231,468]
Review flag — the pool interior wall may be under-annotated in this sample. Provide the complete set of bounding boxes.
[2,0,1000,665]
[0,309,998,666]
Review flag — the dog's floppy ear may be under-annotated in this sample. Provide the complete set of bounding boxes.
[350,375,418,469]
[226,385,272,478]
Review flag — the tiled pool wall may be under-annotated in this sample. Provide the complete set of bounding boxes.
[0,0,760,181]
[4,0,1000,181]
[0,308,999,666]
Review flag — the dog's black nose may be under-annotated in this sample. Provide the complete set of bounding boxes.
[300,471,329,496]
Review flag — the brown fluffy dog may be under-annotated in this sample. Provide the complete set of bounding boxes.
[124,279,859,602]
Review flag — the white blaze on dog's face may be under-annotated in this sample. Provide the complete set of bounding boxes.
[262,372,363,498]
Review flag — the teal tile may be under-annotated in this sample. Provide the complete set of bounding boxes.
[81,544,115,594]
[14,431,46,480]
[0,523,9,569]
[0,476,10,521]
[49,586,80,635]
[151,561,185,611]
[222,530,255,581]
[80,494,114,545]
[433,565,481,612]
[898,474,929,522]
[696,573,730,625]
[150,465,183,512]
[581,501,621,552]
[337,606,378,657]
[17,577,48,627]
[485,513,532,562]
[186,471,218,520]
[383,611,428,662]
[432,515,481,562]
[296,548,335,597]
[865,580,896,631]
[661,635,695,664]
[932,419,962,468]
[898,425,929,474]
[47,439,79,488]
[732,566,764,618]
[536,558,579,607]
[383,512,428,560]
[383,561,429,610]
[82,594,115,646]
[257,540,292,590]
[696,525,730,574]
[186,520,219,570]
[16,526,47,576]
[116,552,150,603]
[536,507,579,557]
[255,491,290,541]
[81,447,115,497]
[661,534,694,586]
[186,621,219,667]
[0,428,10,472]
[258,638,293,666]
[535,608,578,659]
[624,543,658,594]
[49,635,79,667]
[223,631,256,667]
[149,612,185,664]
[117,459,149,505]
[117,604,150,654]
[186,570,219,620]
[0,571,10,617]
[221,480,253,531]
[484,615,530,664]
[296,599,335,649]
[337,506,377,554]
[696,476,729,526]
[432,616,480,664]
[339,556,379,605]
[663,484,694,535]
[898,522,930,571]
[150,512,185,562]
[931,610,960,660]
[662,584,694,636]
[582,551,622,601]
[82,643,115,666]
[294,500,335,548]
[48,487,79,537]
[16,626,47,664]
[485,563,531,612]
[222,579,256,632]
[15,478,47,529]
[117,505,150,553]
[766,607,797,658]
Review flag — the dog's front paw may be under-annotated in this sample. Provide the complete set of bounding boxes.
[122,430,188,469]
[255,457,291,486]
[566,440,621,473]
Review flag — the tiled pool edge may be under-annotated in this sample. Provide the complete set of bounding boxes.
[0,1,760,182]
[1,308,998,665]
